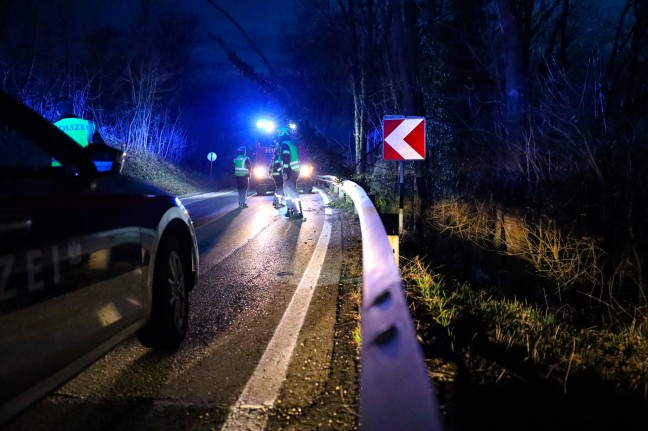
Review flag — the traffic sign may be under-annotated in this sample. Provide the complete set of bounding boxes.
[383,117,425,161]
[207,152,217,177]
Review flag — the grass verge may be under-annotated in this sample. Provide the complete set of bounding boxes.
[401,235,648,430]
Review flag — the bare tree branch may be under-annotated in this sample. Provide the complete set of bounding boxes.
[203,0,276,78]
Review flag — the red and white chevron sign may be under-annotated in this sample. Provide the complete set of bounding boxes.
[383,117,426,161]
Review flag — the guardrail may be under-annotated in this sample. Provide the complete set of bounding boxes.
[314,175,444,431]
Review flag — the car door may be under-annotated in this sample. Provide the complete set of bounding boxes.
[0,98,145,418]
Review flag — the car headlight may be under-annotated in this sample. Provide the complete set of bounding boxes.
[299,164,313,178]
[253,166,267,179]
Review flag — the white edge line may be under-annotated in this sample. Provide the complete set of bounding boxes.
[221,190,333,430]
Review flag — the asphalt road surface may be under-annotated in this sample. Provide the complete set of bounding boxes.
[4,188,360,431]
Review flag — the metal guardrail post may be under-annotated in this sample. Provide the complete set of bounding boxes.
[314,176,444,431]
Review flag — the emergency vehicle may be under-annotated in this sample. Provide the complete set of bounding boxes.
[250,135,314,195]
[0,91,199,423]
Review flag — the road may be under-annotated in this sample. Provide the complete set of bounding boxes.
[5,188,360,431]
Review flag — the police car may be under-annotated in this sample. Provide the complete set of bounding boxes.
[0,91,199,423]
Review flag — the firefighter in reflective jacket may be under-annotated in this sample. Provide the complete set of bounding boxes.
[270,144,284,208]
[278,127,303,219]
[233,146,251,209]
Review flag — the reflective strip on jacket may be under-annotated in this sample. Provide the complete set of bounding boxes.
[270,143,282,176]
[234,155,250,176]
[270,155,282,176]
[281,140,300,172]
[54,117,95,147]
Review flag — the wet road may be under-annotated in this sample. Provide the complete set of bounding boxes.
[4,188,351,430]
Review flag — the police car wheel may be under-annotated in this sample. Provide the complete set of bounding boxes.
[137,239,190,351]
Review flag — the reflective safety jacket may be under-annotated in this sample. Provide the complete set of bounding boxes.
[280,140,300,172]
[54,117,98,147]
[270,146,282,176]
[233,154,251,176]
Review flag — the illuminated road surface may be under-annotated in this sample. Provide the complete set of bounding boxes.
[5,188,349,431]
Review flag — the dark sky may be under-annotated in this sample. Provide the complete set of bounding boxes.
[180,1,300,169]
[93,0,300,169]
[2,0,303,170]
[205,0,296,61]
[91,0,296,73]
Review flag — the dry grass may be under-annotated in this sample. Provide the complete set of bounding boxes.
[402,256,648,396]
[122,150,219,196]
[427,198,606,293]
[402,256,458,341]
[396,194,648,428]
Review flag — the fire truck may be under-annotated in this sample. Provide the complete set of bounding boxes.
[250,137,314,195]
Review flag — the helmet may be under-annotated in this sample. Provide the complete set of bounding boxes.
[55,98,74,117]
[277,127,290,138]
[237,146,246,152]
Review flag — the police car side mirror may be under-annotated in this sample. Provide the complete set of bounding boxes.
[82,144,126,175]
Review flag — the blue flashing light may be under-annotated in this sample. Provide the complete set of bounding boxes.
[256,119,276,133]
[93,161,113,173]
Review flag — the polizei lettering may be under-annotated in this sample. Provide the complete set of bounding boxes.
[0,242,81,301]
[58,123,89,132]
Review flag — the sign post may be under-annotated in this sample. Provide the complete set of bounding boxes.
[207,152,217,177]
[383,116,426,235]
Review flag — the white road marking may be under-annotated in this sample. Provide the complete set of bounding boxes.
[181,191,236,205]
[221,190,333,431]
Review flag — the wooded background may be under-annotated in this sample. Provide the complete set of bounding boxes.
[2,0,646,302]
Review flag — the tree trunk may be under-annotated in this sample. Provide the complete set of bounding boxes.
[339,0,366,176]
[394,0,428,203]
[496,0,526,126]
